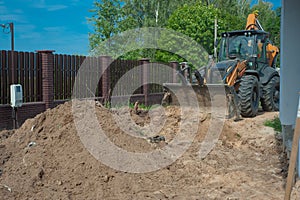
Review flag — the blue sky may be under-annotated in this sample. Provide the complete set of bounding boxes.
[0,0,93,55]
[0,0,281,56]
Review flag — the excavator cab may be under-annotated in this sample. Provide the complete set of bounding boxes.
[218,30,270,71]
[219,32,255,61]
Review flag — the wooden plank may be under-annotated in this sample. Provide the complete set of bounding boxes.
[13,51,19,84]
[29,52,35,102]
[79,56,86,98]
[36,53,42,101]
[7,51,12,103]
[63,55,67,99]
[89,57,93,96]
[7,51,12,86]
[58,55,64,100]
[57,54,61,100]
[285,94,300,200]
[93,56,98,97]
[86,56,90,98]
[0,51,3,104]
[71,55,76,95]
[19,52,24,93]
[55,55,59,99]
[97,56,102,97]
[24,52,29,102]
[75,55,81,98]
[64,55,69,98]
[115,60,120,95]
[66,55,71,98]
[73,56,79,98]
[33,52,38,102]
[90,56,94,98]
[0,51,6,104]
[52,54,55,99]
[0,51,2,104]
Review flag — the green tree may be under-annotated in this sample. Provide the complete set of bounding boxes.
[118,0,201,60]
[88,0,122,50]
[213,0,251,17]
[120,0,199,30]
[88,0,200,58]
[165,4,238,55]
[154,4,222,66]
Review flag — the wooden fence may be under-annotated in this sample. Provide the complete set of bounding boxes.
[53,54,85,100]
[0,50,179,129]
[0,50,42,104]
[0,51,177,105]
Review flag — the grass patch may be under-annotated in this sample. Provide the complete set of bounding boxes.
[129,103,155,111]
[108,102,161,111]
[264,117,282,132]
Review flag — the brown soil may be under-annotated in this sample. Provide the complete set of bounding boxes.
[0,101,293,199]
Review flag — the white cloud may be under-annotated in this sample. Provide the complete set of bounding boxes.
[13,9,24,14]
[17,24,36,31]
[0,14,27,23]
[0,4,27,23]
[0,5,7,13]
[32,0,68,11]
[0,0,89,55]
[19,32,42,39]
[70,0,80,4]
[47,5,68,11]
[43,26,66,32]
[51,33,89,55]
[16,25,40,40]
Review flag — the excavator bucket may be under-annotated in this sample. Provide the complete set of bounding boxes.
[161,60,243,121]
[162,83,241,121]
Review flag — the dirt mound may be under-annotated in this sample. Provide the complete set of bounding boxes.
[0,101,288,199]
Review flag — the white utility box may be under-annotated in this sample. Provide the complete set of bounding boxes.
[10,84,23,107]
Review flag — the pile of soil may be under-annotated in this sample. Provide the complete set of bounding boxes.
[0,101,292,199]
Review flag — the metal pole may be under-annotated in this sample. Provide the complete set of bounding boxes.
[8,23,17,129]
[214,18,218,59]
[10,22,15,84]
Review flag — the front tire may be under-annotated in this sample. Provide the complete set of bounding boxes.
[238,75,260,117]
[261,76,280,111]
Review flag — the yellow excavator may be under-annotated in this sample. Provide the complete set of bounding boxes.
[162,11,280,119]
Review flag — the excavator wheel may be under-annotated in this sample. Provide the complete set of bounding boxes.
[261,76,280,111]
[238,75,260,117]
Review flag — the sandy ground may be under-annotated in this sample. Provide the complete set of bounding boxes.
[0,101,295,199]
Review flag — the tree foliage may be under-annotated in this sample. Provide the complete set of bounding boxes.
[88,0,281,64]
[88,0,122,50]
[120,0,200,29]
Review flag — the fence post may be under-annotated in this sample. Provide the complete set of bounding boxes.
[169,61,179,83]
[100,56,112,104]
[140,58,150,106]
[36,50,55,109]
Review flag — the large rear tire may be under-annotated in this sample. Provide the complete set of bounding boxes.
[261,76,280,111]
[238,75,260,117]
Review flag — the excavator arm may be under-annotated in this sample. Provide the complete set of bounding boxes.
[245,11,279,67]
[246,13,261,30]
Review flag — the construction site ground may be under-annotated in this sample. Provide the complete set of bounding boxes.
[0,101,298,199]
